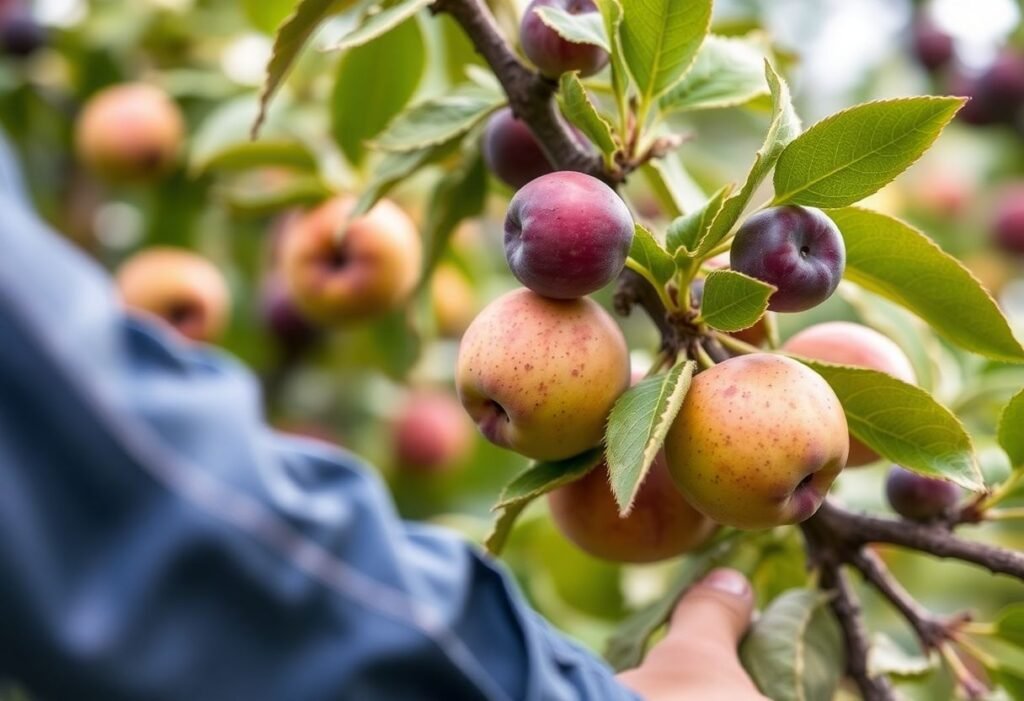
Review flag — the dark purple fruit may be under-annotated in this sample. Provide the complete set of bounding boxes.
[520,0,608,79]
[885,466,961,522]
[730,205,846,313]
[482,107,554,190]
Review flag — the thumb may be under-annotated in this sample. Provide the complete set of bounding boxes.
[666,568,754,652]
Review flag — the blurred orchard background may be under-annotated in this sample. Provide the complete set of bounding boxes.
[4,0,1024,697]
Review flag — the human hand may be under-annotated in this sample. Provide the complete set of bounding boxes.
[617,568,767,701]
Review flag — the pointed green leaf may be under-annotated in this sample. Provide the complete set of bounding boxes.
[700,270,775,333]
[999,389,1024,469]
[606,361,696,514]
[595,0,629,115]
[327,0,432,51]
[628,223,676,285]
[829,207,1024,364]
[331,16,425,166]
[352,141,457,218]
[773,97,965,208]
[665,184,731,254]
[797,359,983,490]
[253,0,356,137]
[868,634,937,679]
[640,153,708,218]
[559,72,618,158]
[485,449,604,555]
[534,6,610,51]
[995,603,1024,648]
[220,175,332,217]
[740,589,843,701]
[702,62,800,250]
[620,0,712,103]
[660,34,768,113]
[371,83,505,152]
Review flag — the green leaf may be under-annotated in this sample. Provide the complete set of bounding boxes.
[352,141,456,218]
[740,589,843,701]
[605,533,747,670]
[829,207,1024,364]
[371,83,505,152]
[620,0,712,104]
[797,359,983,490]
[772,97,965,208]
[331,16,425,166]
[420,148,488,284]
[995,604,1024,648]
[328,0,431,52]
[700,270,774,333]
[192,139,317,175]
[253,0,356,137]
[485,449,604,555]
[999,389,1024,469]
[628,223,676,285]
[660,34,768,113]
[606,361,696,513]
[219,175,332,217]
[702,62,800,251]
[534,6,610,51]
[559,72,618,159]
[868,633,937,679]
[665,184,731,255]
[595,0,629,116]
[242,0,297,33]
[640,153,707,218]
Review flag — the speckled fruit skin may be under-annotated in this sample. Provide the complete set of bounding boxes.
[281,196,421,325]
[520,0,609,78]
[505,171,634,299]
[456,288,630,461]
[75,83,185,182]
[116,247,230,343]
[665,354,848,530]
[394,392,474,473]
[993,185,1024,256]
[783,322,915,467]
[730,206,845,313]
[547,453,717,563]
[483,108,554,189]
[886,466,961,522]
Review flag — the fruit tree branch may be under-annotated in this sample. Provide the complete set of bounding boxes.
[848,548,964,650]
[430,0,609,182]
[813,500,1024,580]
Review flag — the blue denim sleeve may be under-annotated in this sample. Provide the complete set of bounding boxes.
[0,156,639,700]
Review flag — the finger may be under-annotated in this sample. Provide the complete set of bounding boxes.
[666,568,754,651]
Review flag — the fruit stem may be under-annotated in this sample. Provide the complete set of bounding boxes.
[693,343,716,370]
[624,257,676,312]
[985,507,1024,521]
[939,643,988,700]
[977,470,1023,511]
[712,331,762,356]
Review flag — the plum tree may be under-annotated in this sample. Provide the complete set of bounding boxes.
[393,391,474,473]
[782,322,915,466]
[505,171,634,299]
[992,185,1024,256]
[547,453,717,563]
[519,0,608,78]
[280,196,421,325]
[482,107,554,189]
[664,354,848,530]
[115,247,230,343]
[74,83,185,182]
[431,264,477,338]
[730,206,846,313]
[886,466,961,522]
[456,288,630,461]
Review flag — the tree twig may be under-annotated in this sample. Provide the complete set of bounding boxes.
[430,0,608,182]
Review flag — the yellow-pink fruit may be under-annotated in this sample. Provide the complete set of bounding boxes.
[548,454,717,563]
[115,246,230,343]
[456,288,629,461]
[280,196,421,325]
[75,83,185,181]
[393,391,474,473]
[665,354,848,530]
[782,322,915,466]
